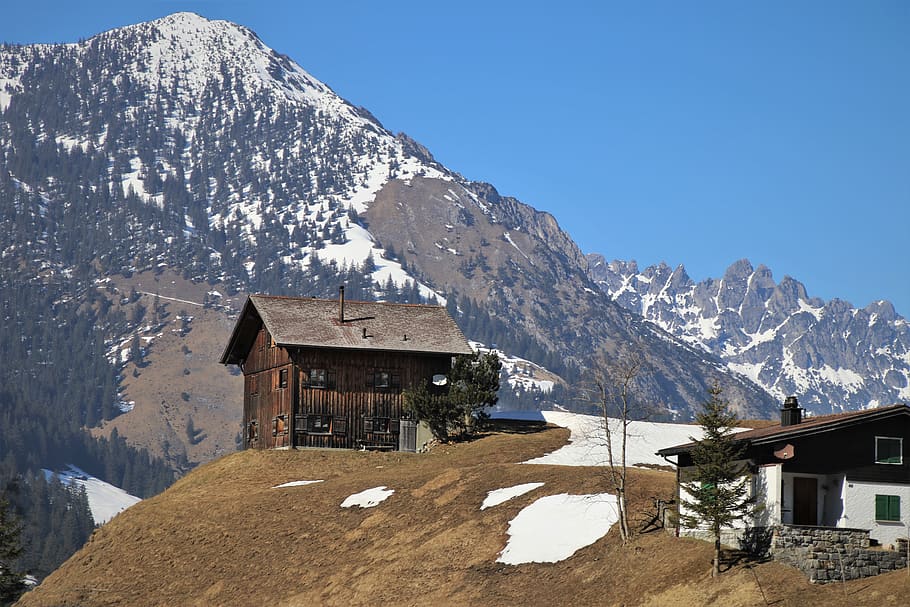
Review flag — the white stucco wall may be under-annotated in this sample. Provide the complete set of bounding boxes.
[841,480,910,548]
[755,464,781,526]
[778,472,844,526]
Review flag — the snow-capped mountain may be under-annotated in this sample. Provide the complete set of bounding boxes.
[0,10,781,432]
[588,256,910,414]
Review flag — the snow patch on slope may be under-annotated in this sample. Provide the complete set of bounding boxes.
[341,486,394,508]
[480,483,545,510]
[47,466,141,525]
[496,493,618,565]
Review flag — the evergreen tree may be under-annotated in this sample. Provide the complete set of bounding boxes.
[0,494,25,606]
[403,351,501,441]
[680,382,754,577]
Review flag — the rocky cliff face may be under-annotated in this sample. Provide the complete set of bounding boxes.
[589,255,910,413]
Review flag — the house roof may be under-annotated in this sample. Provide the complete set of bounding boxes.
[656,403,910,457]
[220,294,473,364]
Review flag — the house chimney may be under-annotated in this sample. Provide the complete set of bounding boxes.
[338,286,345,323]
[780,396,803,426]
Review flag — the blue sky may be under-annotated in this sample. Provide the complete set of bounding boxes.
[3,1,908,316]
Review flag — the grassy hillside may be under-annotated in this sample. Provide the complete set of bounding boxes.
[17,421,909,607]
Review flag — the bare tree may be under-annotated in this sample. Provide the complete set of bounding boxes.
[585,347,647,546]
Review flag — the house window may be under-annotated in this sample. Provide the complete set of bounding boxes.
[278,368,288,389]
[306,415,332,434]
[875,437,902,464]
[307,368,327,388]
[875,494,901,522]
[272,415,288,436]
[247,420,258,442]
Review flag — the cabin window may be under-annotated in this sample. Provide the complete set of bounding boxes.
[272,415,288,436]
[372,371,401,390]
[278,368,288,389]
[306,368,327,388]
[375,371,391,388]
[247,421,258,442]
[875,437,902,464]
[875,494,901,522]
[364,417,399,434]
[306,415,333,434]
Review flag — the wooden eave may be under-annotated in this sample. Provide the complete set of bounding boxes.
[219,298,263,365]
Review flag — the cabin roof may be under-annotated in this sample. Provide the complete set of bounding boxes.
[656,403,910,457]
[220,294,473,364]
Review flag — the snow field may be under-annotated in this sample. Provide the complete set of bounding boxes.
[497,410,705,468]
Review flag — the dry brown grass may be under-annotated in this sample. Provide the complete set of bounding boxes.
[18,421,909,607]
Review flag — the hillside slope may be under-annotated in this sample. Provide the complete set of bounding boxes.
[18,422,908,607]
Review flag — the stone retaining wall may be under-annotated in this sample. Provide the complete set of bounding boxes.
[772,526,908,583]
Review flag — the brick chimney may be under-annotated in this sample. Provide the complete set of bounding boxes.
[780,396,803,426]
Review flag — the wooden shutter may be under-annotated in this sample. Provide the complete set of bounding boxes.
[363,416,373,433]
[327,370,337,390]
[333,417,347,435]
[389,418,400,434]
[295,415,307,433]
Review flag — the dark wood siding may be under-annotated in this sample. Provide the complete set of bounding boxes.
[242,326,294,450]
[237,325,454,451]
[291,348,451,450]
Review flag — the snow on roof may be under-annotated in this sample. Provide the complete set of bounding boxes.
[340,486,395,508]
[496,493,618,565]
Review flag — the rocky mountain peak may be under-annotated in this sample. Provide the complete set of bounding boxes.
[589,255,910,413]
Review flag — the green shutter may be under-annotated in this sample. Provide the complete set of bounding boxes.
[875,494,901,521]
[876,494,888,520]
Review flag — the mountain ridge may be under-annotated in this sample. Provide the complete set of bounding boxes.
[588,254,910,414]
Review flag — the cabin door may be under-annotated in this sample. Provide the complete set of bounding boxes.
[793,477,818,526]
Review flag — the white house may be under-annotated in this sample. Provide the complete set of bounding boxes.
[658,399,910,548]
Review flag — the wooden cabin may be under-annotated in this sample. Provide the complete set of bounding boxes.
[220,290,473,451]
